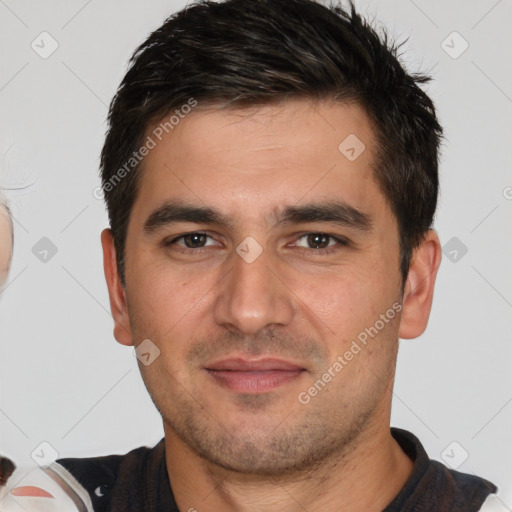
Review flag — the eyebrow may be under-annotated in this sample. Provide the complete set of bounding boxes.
[275,201,372,232]
[143,202,234,233]
[143,200,372,234]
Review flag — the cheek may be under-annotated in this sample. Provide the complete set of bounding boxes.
[126,263,214,341]
[291,262,399,353]
[294,265,378,319]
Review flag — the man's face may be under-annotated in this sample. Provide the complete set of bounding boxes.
[117,99,405,474]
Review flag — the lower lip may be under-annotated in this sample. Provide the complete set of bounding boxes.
[206,369,304,393]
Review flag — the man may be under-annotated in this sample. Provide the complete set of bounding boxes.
[0,196,13,292]
[3,0,500,510]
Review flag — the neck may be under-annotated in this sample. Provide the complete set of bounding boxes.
[164,419,413,512]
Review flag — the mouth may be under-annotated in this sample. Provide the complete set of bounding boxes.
[204,357,306,393]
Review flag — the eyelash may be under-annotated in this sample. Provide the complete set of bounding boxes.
[164,231,350,254]
[164,232,217,250]
[293,233,350,254]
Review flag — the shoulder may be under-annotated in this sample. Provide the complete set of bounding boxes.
[389,428,498,512]
[56,439,165,512]
[428,459,497,506]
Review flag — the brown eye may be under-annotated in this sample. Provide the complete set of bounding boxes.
[293,232,350,254]
[182,233,208,248]
[296,233,335,249]
[306,233,331,249]
[165,232,218,250]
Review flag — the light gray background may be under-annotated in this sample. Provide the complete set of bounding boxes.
[1,0,511,505]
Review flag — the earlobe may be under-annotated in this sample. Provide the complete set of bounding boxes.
[398,230,442,340]
[100,228,134,346]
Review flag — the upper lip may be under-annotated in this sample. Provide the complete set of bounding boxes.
[205,357,304,372]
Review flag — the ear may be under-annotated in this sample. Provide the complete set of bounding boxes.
[398,230,442,340]
[101,228,134,346]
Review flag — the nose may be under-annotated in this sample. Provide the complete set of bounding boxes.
[213,243,295,335]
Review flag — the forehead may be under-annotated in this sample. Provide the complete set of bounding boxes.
[132,99,389,226]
